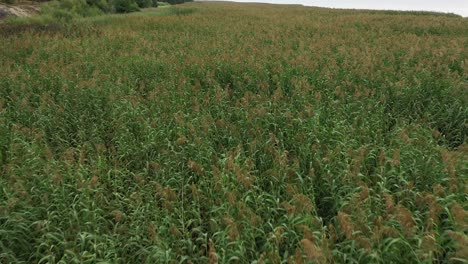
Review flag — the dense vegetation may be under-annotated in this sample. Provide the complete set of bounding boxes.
[1,0,190,15]
[0,2,467,263]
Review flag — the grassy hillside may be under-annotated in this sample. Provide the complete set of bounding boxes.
[0,2,467,263]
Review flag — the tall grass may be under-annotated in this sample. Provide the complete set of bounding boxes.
[0,2,467,263]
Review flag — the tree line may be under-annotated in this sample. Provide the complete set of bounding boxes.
[1,0,193,13]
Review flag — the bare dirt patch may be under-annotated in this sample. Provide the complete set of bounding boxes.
[0,3,40,20]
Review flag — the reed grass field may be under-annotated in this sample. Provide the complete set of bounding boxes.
[0,2,467,263]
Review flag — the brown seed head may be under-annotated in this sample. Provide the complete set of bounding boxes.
[300,239,325,263]
[337,212,355,240]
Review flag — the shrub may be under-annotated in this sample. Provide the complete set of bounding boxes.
[41,0,104,20]
[86,0,113,13]
[166,0,192,4]
[113,0,140,13]
[135,0,152,8]
[158,1,170,7]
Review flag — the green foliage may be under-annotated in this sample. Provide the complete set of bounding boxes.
[135,0,152,8]
[27,0,164,20]
[86,0,113,12]
[41,0,104,21]
[113,0,140,13]
[1,0,16,4]
[158,1,170,7]
[165,0,192,4]
[0,2,467,263]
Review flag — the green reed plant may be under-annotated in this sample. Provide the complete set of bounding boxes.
[0,2,467,263]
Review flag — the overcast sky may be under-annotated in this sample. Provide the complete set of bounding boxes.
[209,0,468,17]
